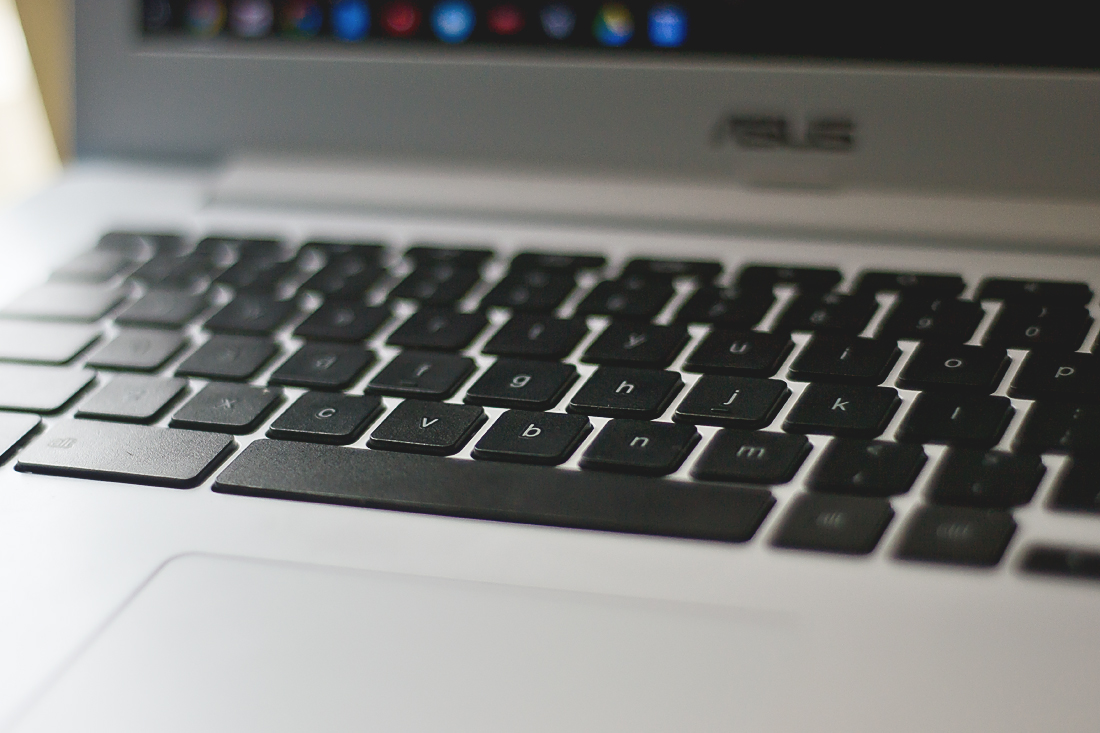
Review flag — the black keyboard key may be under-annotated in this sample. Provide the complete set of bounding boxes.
[301,243,382,273]
[509,252,605,273]
[1,283,129,322]
[977,278,1092,306]
[854,271,965,298]
[367,400,486,456]
[480,270,576,312]
[620,259,722,283]
[482,315,587,360]
[294,301,391,343]
[215,257,298,292]
[386,308,488,351]
[97,231,181,258]
[1016,403,1100,454]
[86,329,188,372]
[367,351,476,400]
[895,505,1016,567]
[170,382,283,435]
[775,293,878,334]
[299,262,385,299]
[266,392,383,445]
[0,364,95,413]
[928,449,1044,509]
[463,359,577,409]
[50,249,134,283]
[1021,546,1100,582]
[736,265,842,293]
[787,335,899,385]
[808,439,927,497]
[298,241,384,268]
[1009,352,1100,402]
[567,367,682,419]
[985,301,1092,351]
[691,429,811,484]
[75,375,187,423]
[404,246,493,268]
[877,296,984,343]
[675,287,774,328]
[581,322,689,368]
[683,330,794,376]
[896,393,1014,448]
[782,383,900,438]
[0,412,41,463]
[198,236,281,261]
[130,251,222,288]
[176,335,278,381]
[204,293,297,335]
[268,343,374,390]
[673,375,789,429]
[0,322,99,365]
[574,277,675,320]
[896,343,1010,394]
[472,410,592,465]
[580,419,700,476]
[772,494,894,555]
[16,419,234,489]
[1049,459,1100,514]
[390,264,480,305]
[214,439,775,543]
[116,289,209,329]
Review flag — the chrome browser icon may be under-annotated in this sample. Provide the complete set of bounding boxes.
[593,3,633,47]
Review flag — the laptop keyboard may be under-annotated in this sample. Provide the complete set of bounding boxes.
[3,231,1100,576]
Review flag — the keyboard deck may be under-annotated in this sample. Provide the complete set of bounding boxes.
[2,231,1100,580]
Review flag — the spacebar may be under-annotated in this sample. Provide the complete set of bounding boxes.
[213,440,775,543]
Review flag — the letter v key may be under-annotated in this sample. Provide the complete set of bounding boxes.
[421,417,439,428]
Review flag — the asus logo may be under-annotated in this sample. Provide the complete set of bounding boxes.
[714,115,855,152]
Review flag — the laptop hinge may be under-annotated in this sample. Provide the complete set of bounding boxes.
[212,156,1100,249]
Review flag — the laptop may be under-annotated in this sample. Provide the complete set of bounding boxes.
[2,1,1100,730]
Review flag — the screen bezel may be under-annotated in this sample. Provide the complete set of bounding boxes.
[76,1,1100,201]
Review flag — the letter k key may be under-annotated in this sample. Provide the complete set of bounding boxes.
[783,383,901,439]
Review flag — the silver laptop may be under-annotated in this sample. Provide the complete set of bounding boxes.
[3,1,1100,730]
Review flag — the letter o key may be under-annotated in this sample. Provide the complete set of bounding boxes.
[944,358,964,369]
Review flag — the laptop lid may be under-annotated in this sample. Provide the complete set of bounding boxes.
[75,1,1100,201]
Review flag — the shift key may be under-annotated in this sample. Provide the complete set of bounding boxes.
[16,420,235,488]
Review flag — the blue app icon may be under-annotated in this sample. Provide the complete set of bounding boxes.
[432,1,476,43]
[333,0,371,41]
[648,4,686,48]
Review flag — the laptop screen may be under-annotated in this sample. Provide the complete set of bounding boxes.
[141,1,1097,70]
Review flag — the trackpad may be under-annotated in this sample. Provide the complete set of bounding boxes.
[16,554,796,733]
